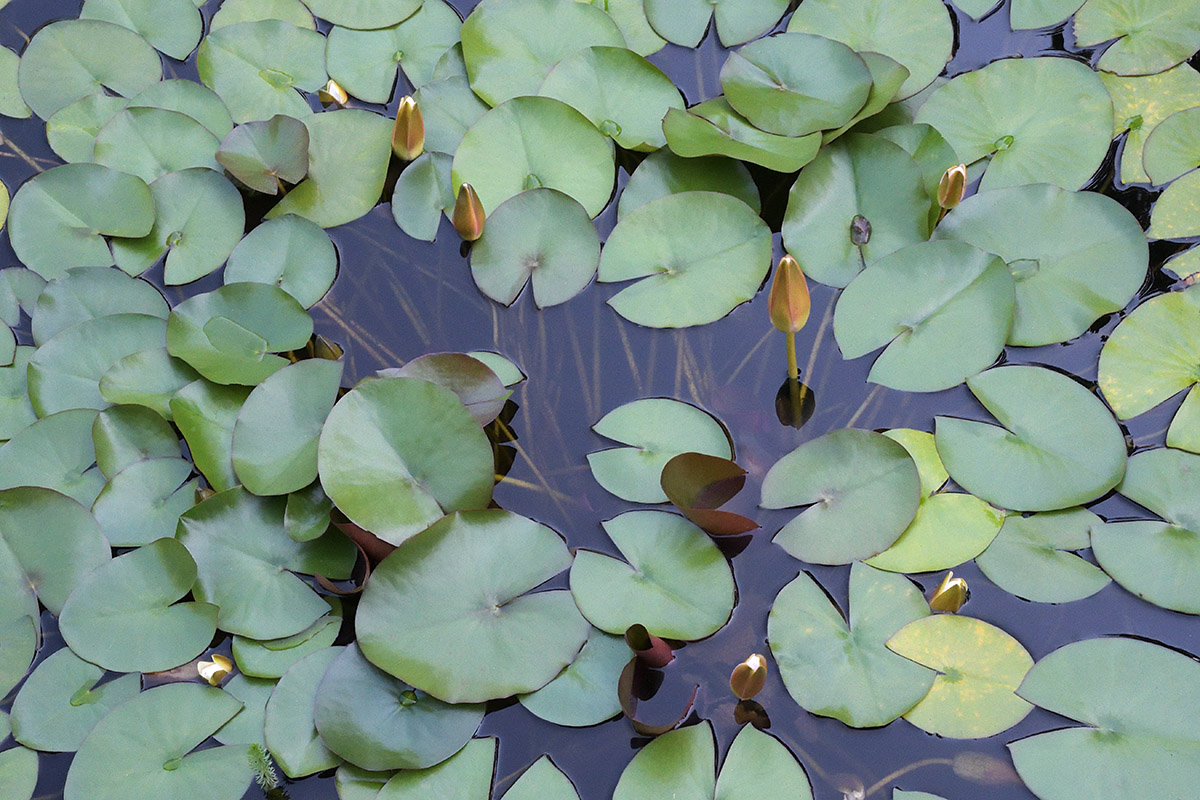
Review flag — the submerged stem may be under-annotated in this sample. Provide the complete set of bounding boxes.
[786,332,798,381]
[863,757,955,797]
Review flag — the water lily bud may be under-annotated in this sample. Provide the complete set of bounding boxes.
[730,653,768,700]
[768,255,810,334]
[849,214,871,246]
[929,570,969,613]
[625,623,674,668]
[197,654,233,686]
[453,183,485,241]
[319,79,348,106]
[392,96,425,161]
[937,163,967,211]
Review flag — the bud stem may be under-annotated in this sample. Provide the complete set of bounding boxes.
[786,331,798,382]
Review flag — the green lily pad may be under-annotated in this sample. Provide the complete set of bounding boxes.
[80,0,203,60]
[460,0,625,106]
[569,510,736,640]
[178,486,355,638]
[834,240,1014,391]
[166,283,313,386]
[91,457,195,546]
[1005,0,1086,28]
[887,615,1034,738]
[223,215,337,308]
[0,47,30,119]
[935,366,1128,511]
[211,0,316,30]
[213,674,275,747]
[92,108,221,184]
[874,122,961,229]
[0,348,37,442]
[1009,637,1200,800]
[32,267,167,347]
[92,404,179,478]
[386,353,509,425]
[301,0,421,28]
[781,133,930,288]
[267,109,393,228]
[518,628,627,727]
[0,570,37,702]
[587,397,732,503]
[325,0,461,101]
[976,508,1112,603]
[99,347,201,419]
[413,75,488,155]
[469,189,599,308]
[197,20,327,123]
[721,33,872,138]
[1169,385,1200,453]
[452,96,615,218]
[17,19,161,119]
[112,168,245,283]
[232,359,342,496]
[1092,447,1200,613]
[0,746,37,800]
[64,682,249,800]
[9,648,141,752]
[662,98,822,173]
[0,268,45,328]
[465,351,525,386]
[598,191,771,327]
[391,151,454,241]
[768,563,934,727]
[882,428,948,497]
[45,93,129,163]
[1148,168,1200,238]
[59,537,218,673]
[1099,284,1200,419]
[317,376,494,546]
[539,46,683,151]
[1075,0,1200,77]
[618,150,758,220]
[358,509,589,702]
[820,53,910,145]
[337,765,395,800]
[0,409,105,506]
[170,379,251,491]
[1102,65,1200,185]
[762,428,921,564]
[375,736,495,800]
[500,756,580,800]
[217,115,310,195]
[264,646,344,778]
[787,0,953,99]
[579,0,663,56]
[935,183,1148,346]
[7,163,154,280]
[916,57,1113,191]
[127,79,235,139]
[866,493,1005,573]
[643,0,787,47]
[314,643,485,770]
[231,597,342,678]
[1143,106,1200,185]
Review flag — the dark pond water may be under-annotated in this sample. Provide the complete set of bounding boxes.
[2,1,1199,798]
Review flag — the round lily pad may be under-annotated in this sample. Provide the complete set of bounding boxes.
[301,0,421,28]
[518,628,628,727]
[358,509,588,703]
[1143,106,1200,186]
[391,151,454,241]
[452,96,615,218]
[598,191,771,327]
[834,240,1014,391]
[768,563,935,727]
[0,746,37,800]
[662,98,822,173]
[127,78,235,139]
[80,0,203,60]
[1075,0,1200,77]
[761,428,921,565]
[1102,65,1200,186]
[0,348,38,442]
[874,122,961,229]
[0,409,105,506]
[211,0,315,30]
[224,215,338,308]
[569,510,735,640]
[170,379,251,492]
[935,183,1148,346]
[618,149,758,220]
[212,674,274,747]
[216,115,310,195]
[976,508,1111,603]
[466,351,524,387]
[820,53,911,145]
[92,108,221,184]
[644,0,787,48]
[0,47,30,119]
[99,347,201,419]
[587,397,732,503]
[866,493,1005,573]
[59,537,218,673]
[935,366,1127,511]
[413,75,489,155]
[45,93,129,163]
[781,133,930,288]
[92,404,179,479]
[314,643,485,770]
[1169,385,1200,454]
[460,0,625,106]
[91,457,196,547]
[264,646,344,778]
[32,267,167,347]
[385,353,509,426]
[1147,170,1200,239]
[231,599,342,678]
[469,189,599,308]
[916,57,1113,191]
[882,428,948,497]
[887,615,1034,738]
[64,682,250,800]
[539,46,684,151]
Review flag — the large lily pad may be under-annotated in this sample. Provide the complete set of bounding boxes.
[317,376,494,546]
[231,598,342,678]
[375,736,495,799]
[314,643,485,770]
[598,191,771,327]
[935,366,1127,511]
[762,428,921,564]
[618,149,758,219]
[570,510,736,640]
[263,646,343,778]
[99,347,202,419]
[170,379,251,491]
[64,683,250,800]
[662,98,822,173]
[452,96,615,218]
[976,508,1111,603]
[587,397,732,504]
[1009,637,1200,800]
[887,615,1034,738]
[518,628,628,727]
[59,537,218,673]
[935,183,1148,346]
[834,240,1014,391]
[224,215,337,308]
[301,0,421,28]
[358,510,587,702]
[92,404,179,478]
[79,0,203,60]
[915,57,1113,191]
[768,563,934,727]
[91,457,197,547]
[1075,0,1200,77]
[0,409,106,506]
[866,493,1004,574]
[643,0,787,47]
[32,267,167,347]
[90,105,214,185]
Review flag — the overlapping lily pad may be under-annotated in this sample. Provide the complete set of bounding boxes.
[501,756,580,800]
[0,47,30,118]
[92,404,179,478]
[100,348,201,419]
[518,628,628,727]
[32,267,167,346]
[1075,0,1200,77]
[170,379,251,491]
[79,0,204,60]
[375,736,495,799]
[618,150,759,219]
[0,409,106,506]
[92,109,220,184]
[1102,65,1200,185]
[391,151,454,241]
[223,215,338,308]
[976,508,1111,603]
[643,0,787,47]
[301,0,421,29]
[662,98,822,173]
[264,646,344,778]
[211,0,315,29]
[91,457,197,546]
[127,79,235,139]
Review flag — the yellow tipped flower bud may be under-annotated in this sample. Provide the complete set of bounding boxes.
[730,653,768,700]
[197,654,233,686]
[769,255,810,334]
[937,163,968,211]
[929,570,969,613]
[392,96,425,161]
[319,79,348,106]
[453,183,485,241]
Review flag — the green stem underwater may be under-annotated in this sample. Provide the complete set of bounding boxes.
[786,331,798,381]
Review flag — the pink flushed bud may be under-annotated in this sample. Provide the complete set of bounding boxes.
[392,95,425,161]
[452,183,485,242]
[938,163,968,211]
[768,254,810,334]
[730,653,768,700]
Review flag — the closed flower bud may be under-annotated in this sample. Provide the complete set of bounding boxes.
[929,570,969,613]
[730,653,768,700]
[453,183,485,241]
[318,79,348,106]
[768,255,810,334]
[392,96,425,161]
[197,654,233,686]
[937,163,968,211]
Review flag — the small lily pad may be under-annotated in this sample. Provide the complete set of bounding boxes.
[1142,106,1200,185]
[643,0,787,48]
[80,0,203,60]
[170,379,251,491]
[91,457,197,546]
[391,151,454,241]
[0,409,105,506]
[500,756,580,800]
[264,646,344,778]
[882,428,948,497]
[224,215,338,308]
[1102,65,1200,185]
[618,149,759,219]
[212,674,274,747]
[45,94,129,163]
[99,347,202,418]
[0,47,30,119]
[300,0,421,29]
[413,75,489,155]
[518,628,628,727]
[1075,0,1200,77]
[92,404,179,479]
[662,98,822,173]
[217,115,310,195]
[976,508,1112,603]
[231,599,342,678]
[384,353,509,425]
